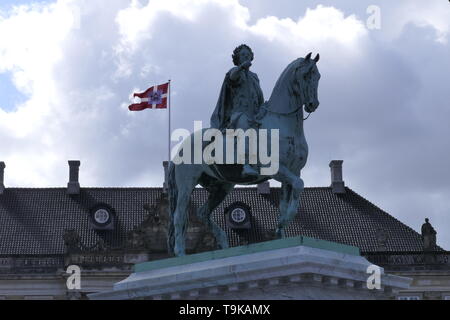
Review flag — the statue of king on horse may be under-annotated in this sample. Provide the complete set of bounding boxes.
[168,45,321,256]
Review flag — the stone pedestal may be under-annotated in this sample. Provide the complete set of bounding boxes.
[89,237,411,300]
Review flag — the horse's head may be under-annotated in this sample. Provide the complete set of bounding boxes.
[293,52,321,113]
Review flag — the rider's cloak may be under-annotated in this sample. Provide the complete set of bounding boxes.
[210,68,264,130]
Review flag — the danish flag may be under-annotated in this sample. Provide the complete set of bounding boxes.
[128,82,169,111]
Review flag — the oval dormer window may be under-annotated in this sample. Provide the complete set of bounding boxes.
[94,208,111,225]
[89,204,115,230]
[230,207,247,224]
[225,202,251,229]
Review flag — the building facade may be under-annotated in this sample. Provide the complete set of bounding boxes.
[0,160,448,300]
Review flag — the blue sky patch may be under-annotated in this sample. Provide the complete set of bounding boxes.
[0,72,27,112]
[0,0,53,10]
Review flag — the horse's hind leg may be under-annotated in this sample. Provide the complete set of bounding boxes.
[281,182,302,236]
[197,182,234,250]
[173,166,199,256]
[273,166,304,238]
[279,182,289,219]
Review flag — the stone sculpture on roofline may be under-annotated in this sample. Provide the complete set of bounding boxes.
[167,44,321,256]
[422,218,437,251]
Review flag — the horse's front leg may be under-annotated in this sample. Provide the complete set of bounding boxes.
[196,183,234,250]
[173,192,190,256]
[173,167,198,256]
[273,165,304,238]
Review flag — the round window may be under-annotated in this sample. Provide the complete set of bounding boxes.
[94,209,110,225]
[230,207,247,224]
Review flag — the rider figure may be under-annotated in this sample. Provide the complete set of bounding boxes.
[210,44,264,178]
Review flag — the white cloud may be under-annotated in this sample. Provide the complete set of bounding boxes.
[248,5,367,47]
[0,1,78,136]
[384,1,450,44]
[116,0,250,47]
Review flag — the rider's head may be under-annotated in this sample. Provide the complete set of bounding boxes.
[232,44,254,66]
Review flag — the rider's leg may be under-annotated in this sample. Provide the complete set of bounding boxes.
[232,113,260,178]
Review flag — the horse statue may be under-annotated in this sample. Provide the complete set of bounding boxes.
[167,52,321,256]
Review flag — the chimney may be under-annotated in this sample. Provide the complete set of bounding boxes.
[0,162,5,195]
[163,161,169,193]
[329,160,345,194]
[67,160,80,195]
[257,181,270,195]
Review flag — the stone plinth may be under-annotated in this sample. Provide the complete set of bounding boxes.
[88,237,411,300]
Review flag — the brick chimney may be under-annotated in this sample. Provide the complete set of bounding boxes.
[329,160,345,194]
[0,162,5,195]
[67,160,80,195]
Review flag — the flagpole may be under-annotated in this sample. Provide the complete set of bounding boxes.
[168,79,171,164]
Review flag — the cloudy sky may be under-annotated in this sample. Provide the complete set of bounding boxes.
[0,0,449,248]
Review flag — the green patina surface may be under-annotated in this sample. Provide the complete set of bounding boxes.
[134,236,360,273]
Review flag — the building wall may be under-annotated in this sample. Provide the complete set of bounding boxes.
[0,251,449,299]
[0,272,130,300]
[394,271,450,300]
[2,268,450,300]
[365,252,450,300]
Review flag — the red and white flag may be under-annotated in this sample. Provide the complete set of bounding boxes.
[128,82,169,111]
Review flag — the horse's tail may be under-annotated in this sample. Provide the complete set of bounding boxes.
[166,161,178,255]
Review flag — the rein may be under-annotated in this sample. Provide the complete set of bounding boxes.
[261,104,312,121]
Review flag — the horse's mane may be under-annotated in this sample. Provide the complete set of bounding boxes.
[265,58,304,115]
